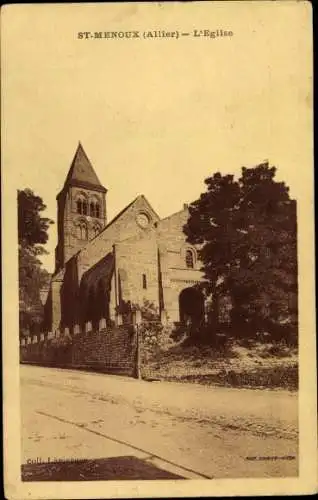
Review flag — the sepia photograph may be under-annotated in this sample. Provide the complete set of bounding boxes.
[2,2,316,498]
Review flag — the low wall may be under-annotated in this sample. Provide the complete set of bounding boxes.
[20,325,137,377]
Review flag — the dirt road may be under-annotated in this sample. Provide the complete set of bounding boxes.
[20,364,298,480]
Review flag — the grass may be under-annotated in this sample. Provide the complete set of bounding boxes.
[142,339,298,391]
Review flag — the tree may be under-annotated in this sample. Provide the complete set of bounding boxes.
[229,165,297,339]
[18,189,54,337]
[184,172,241,327]
[18,189,53,253]
[184,162,298,343]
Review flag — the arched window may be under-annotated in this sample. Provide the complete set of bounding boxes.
[90,202,96,217]
[76,199,83,214]
[92,225,100,238]
[82,201,88,215]
[185,249,194,269]
[89,199,100,218]
[76,222,88,240]
[76,194,88,215]
[81,223,88,240]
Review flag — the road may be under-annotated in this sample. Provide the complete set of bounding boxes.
[20,364,298,480]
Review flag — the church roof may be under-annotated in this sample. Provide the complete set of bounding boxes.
[87,194,161,245]
[60,142,107,195]
[80,252,114,291]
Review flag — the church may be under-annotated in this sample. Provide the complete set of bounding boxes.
[44,143,206,333]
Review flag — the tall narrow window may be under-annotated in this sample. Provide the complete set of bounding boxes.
[77,199,83,214]
[90,202,96,217]
[79,223,88,240]
[185,249,194,268]
[95,204,100,218]
[92,225,100,238]
[142,274,147,289]
[82,201,88,215]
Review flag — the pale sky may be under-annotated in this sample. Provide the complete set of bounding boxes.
[2,2,312,273]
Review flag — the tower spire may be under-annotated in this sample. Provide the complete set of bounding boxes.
[55,144,107,271]
[61,142,107,193]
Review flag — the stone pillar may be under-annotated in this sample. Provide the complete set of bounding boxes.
[40,333,45,342]
[64,327,70,337]
[73,324,81,335]
[55,329,60,338]
[85,321,92,334]
[27,336,31,345]
[99,318,107,331]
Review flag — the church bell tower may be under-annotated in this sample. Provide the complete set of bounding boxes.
[55,142,107,272]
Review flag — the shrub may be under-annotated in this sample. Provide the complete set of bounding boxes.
[127,300,174,361]
[215,364,298,390]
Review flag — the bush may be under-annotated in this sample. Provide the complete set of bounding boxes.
[127,300,174,361]
[223,364,298,390]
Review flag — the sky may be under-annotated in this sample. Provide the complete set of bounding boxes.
[2,2,312,273]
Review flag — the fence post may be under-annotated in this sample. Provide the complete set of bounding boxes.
[99,318,107,331]
[133,310,142,380]
[116,314,123,327]
[85,321,92,334]
[73,324,80,335]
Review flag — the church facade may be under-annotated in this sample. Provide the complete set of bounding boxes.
[44,143,206,333]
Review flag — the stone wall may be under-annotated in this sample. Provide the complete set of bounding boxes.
[78,195,160,280]
[115,232,159,309]
[20,323,137,377]
[156,208,205,322]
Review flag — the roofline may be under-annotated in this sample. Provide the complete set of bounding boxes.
[57,180,107,199]
[159,205,190,223]
[67,179,107,193]
[55,194,162,263]
[88,196,139,243]
[92,194,161,241]
[81,251,114,283]
[139,194,161,220]
[61,196,139,259]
